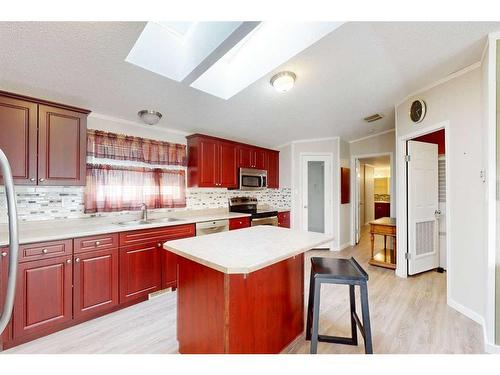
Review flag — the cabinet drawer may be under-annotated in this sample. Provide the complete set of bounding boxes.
[229,217,251,230]
[19,240,73,263]
[74,233,119,254]
[119,224,196,247]
[278,211,291,228]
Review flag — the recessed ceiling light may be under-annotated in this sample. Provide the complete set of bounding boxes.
[270,71,297,93]
[138,110,162,125]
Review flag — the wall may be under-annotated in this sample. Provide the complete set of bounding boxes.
[0,114,292,223]
[395,66,487,325]
[290,138,338,249]
[359,164,365,228]
[278,144,292,189]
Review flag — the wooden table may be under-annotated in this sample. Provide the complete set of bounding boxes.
[369,217,396,270]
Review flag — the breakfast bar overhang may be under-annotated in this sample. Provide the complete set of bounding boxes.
[164,226,332,354]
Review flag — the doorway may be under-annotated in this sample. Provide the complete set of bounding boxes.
[300,153,333,248]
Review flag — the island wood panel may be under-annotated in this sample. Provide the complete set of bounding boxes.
[176,253,304,354]
[74,248,119,320]
[0,95,38,185]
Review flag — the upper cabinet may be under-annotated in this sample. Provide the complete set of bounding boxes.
[0,91,90,186]
[187,134,279,189]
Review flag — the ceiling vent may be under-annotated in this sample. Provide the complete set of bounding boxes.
[363,113,384,123]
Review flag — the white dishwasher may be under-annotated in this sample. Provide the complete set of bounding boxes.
[195,219,229,236]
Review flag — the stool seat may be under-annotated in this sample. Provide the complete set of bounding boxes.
[311,257,369,282]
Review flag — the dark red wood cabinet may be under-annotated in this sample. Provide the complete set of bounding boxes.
[187,134,279,189]
[74,248,119,320]
[13,255,73,340]
[267,151,279,189]
[119,242,162,304]
[187,135,238,188]
[278,211,291,228]
[229,217,251,230]
[0,247,11,349]
[375,202,390,219]
[0,96,38,185]
[0,91,90,186]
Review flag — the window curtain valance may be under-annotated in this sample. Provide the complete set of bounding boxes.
[87,129,187,166]
[84,164,186,213]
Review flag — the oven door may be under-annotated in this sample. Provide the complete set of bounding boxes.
[251,216,278,227]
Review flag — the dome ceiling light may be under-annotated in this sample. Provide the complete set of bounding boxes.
[270,71,297,93]
[138,110,162,125]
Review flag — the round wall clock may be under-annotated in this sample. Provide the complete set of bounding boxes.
[409,99,427,123]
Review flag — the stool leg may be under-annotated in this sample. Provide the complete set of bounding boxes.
[306,271,315,340]
[349,285,358,346]
[360,282,373,354]
[310,280,322,354]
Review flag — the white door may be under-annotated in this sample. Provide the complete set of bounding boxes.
[355,159,361,243]
[407,140,439,275]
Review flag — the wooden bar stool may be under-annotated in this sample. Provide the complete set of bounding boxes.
[306,257,373,354]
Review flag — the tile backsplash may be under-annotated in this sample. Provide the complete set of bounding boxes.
[0,186,291,223]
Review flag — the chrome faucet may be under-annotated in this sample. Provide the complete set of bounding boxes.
[140,203,148,221]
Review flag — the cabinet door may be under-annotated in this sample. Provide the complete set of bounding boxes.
[238,145,254,169]
[74,248,119,320]
[278,211,291,228]
[162,251,178,290]
[38,105,87,186]
[254,149,268,170]
[0,96,38,185]
[218,141,238,188]
[267,151,279,188]
[13,255,73,340]
[198,138,218,187]
[119,243,161,304]
[0,248,12,347]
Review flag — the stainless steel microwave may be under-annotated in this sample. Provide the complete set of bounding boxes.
[239,168,267,190]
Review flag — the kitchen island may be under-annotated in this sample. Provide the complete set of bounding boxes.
[164,226,332,354]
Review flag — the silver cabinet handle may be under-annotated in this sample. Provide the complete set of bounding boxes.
[157,242,163,248]
[1,252,7,257]
[95,241,101,247]
[39,178,45,182]
[66,259,72,264]
[75,258,80,263]
[29,178,36,182]
[42,248,48,254]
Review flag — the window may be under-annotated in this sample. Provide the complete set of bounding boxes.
[84,130,187,213]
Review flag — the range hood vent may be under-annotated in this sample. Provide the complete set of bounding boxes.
[363,113,384,123]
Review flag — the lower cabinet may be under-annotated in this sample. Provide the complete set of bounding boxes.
[278,211,291,228]
[0,247,11,349]
[13,255,73,340]
[74,248,119,320]
[119,242,162,304]
[162,251,178,290]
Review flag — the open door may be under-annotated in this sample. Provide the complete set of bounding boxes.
[407,140,439,275]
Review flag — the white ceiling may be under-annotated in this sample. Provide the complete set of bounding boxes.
[0,22,499,148]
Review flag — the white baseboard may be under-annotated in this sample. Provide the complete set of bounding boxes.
[447,297,500,353]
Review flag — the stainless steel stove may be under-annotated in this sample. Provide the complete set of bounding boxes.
[228,197,278,226]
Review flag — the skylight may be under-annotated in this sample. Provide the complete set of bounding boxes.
[190,22,344,100]
[126,21,242,82]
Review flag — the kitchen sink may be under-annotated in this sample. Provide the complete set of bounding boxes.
[117,217,182,226]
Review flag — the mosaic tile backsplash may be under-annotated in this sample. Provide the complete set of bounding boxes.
[0,186,292,223]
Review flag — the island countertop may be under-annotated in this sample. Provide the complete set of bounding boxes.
[164,226,333,274]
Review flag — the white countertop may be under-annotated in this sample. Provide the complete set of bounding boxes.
[0,209,251,247]
[164,226,333,274]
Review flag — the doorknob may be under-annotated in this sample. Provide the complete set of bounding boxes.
[303,205,308,209]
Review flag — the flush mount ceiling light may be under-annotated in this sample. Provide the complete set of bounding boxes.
[138,110,162,125]
[270,71,296,93]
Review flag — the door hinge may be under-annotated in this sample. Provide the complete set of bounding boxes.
[404,155,411,162]
[405,253,410,260]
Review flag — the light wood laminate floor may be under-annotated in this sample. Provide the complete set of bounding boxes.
[4,226,483,354]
